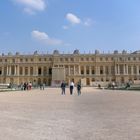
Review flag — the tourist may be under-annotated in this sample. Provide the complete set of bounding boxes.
[77,82,81,96]
[112,82,115,89]
[28,82,32,90]
[42,83,45,90]
[61,81,66,95]
[23,82,27,90]
[70,81,74,95]
[20,83,24,90]
[40,83,43,90]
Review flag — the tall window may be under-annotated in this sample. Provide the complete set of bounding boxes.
[25,67,28,75]
[111,66,115,75]
[30,67,33,75]
[105,66,109,75]
[133,66,137,74]
[38,67,42,75]
[75,65,79,75]
[70,58,74,62]
[91,66,95,74]
[86,66,89,74]
[65,66,69,75]
[70,66,74,75]
[60,58,63,62]
[100,66,103,74]
[20,59,23,62]
[12,59,15,63]
[43,67,47,75]
[65,58,68,62]
[11,66,14,75]
[49,68,52,75]
[128,66,131,74]
[81,66,84,74]
[120,65,123,74]
[19,67,23,75]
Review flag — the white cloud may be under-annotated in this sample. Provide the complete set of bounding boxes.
[31,30,63,46]
[13,0,46,14]
[66,13,81,25]
[64,13,94,29]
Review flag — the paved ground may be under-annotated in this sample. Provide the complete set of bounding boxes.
[0,87,140,140]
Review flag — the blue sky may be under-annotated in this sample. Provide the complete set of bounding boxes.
[0,0,140,54]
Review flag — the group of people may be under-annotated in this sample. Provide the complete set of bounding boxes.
[20,81,81,95]
[21,82,32,90]
[61,81,81,95]
[40,83,45,90]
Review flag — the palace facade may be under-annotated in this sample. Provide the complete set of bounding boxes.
[0,50,140,86]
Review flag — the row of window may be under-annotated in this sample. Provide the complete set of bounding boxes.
[0,56,140,63]
[0,67,52,75]
[0,57,140,63]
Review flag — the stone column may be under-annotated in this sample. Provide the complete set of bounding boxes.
[117,65,120,75]
[103,66,106,75]
[137,65,139,75]
[7,66,9,75]
[32,66,34,76]
[9,66,11,75]
[23,67,25,76]
[126,65,128,75]
[84,66,86,75]
[79,65,81,75]
[33,66,36,76]
[28,66,30,76]
[41,66,44,76]
[74,65,75,75]
[17,65,19,76]
[89,66,92,75]
[68,65,70,75]
[98,66,100,75]
[2,66,4,75]
[131,66,134,75]
[36,65,38,76]
[28,66,31,76]
[109,66,111,75]
[95,66,98,75]
[14,65,17,75]
[123,64,126,75]
[115,65,117,75]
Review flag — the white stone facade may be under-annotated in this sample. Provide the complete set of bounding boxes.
[0,50,140,86]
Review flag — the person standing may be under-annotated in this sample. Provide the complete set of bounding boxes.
[42,83,45,90]
[40,83,43,90]
[70,81,74,95]
[61,81,66,95]
[77,82,81,96]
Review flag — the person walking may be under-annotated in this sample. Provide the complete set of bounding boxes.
[77,82,81,96]
[70,81,74,95]
[61,81,66,95]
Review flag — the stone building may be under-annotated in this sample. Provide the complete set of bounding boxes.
[0,50,140,86]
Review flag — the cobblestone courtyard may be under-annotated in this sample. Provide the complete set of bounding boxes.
[0,88,140,140]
